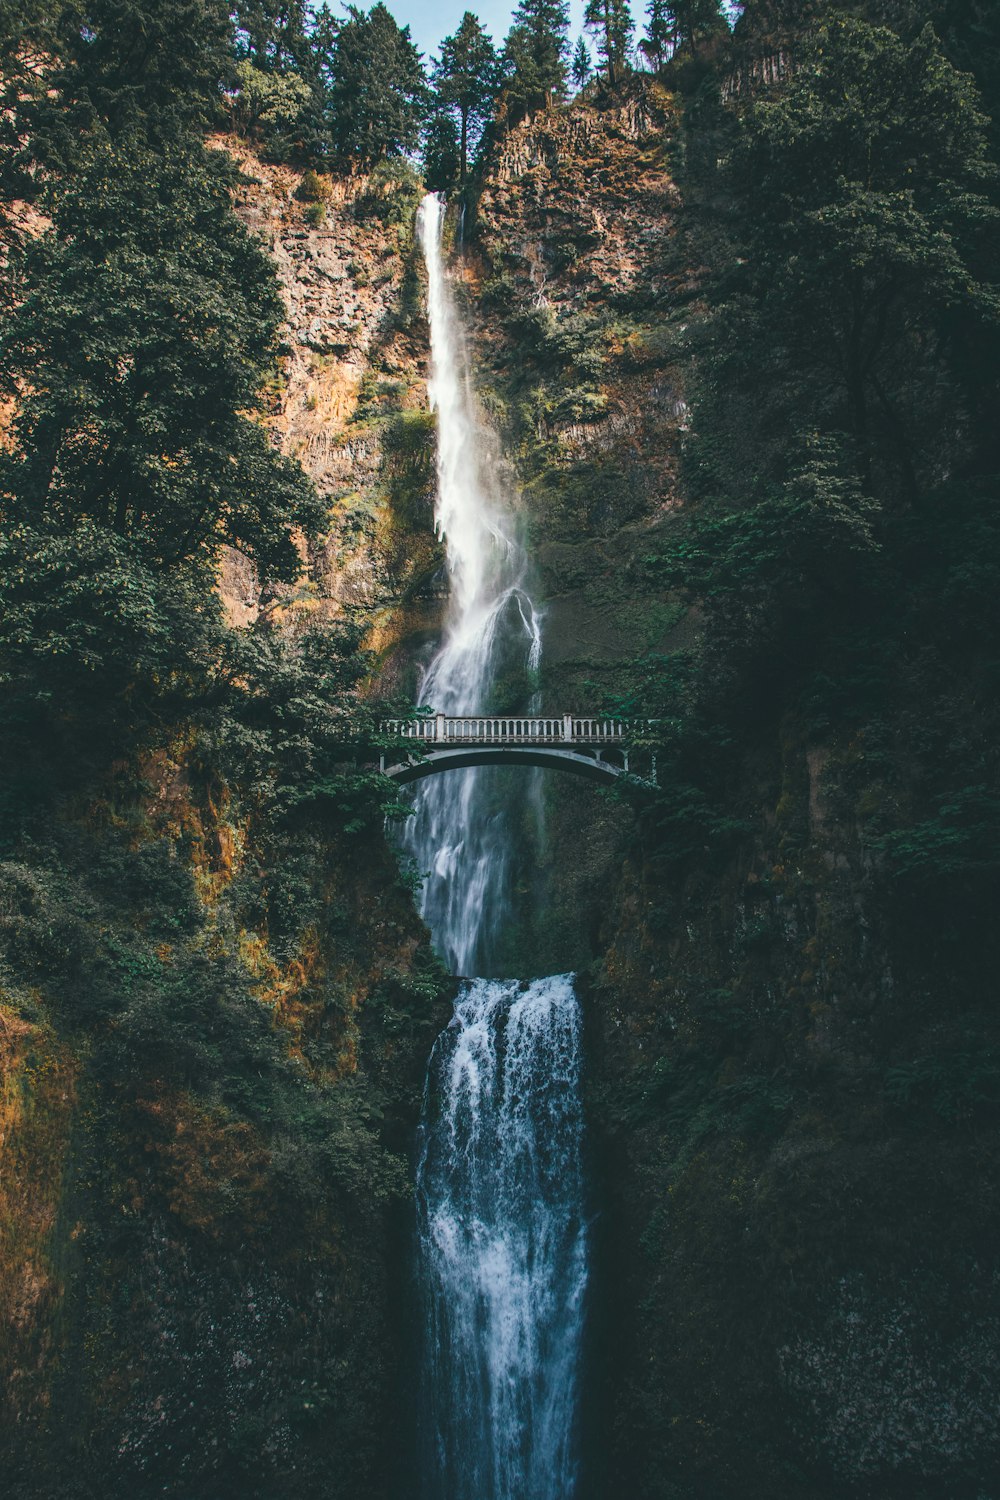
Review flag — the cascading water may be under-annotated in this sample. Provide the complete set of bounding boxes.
[408,195,588,1499]
[403,194,542,981]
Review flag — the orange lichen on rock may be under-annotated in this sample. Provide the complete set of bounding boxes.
[0,998,78,1412]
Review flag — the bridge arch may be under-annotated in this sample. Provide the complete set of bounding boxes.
[381,745,627,787]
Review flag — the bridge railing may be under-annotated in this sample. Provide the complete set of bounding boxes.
[380,713,630,745]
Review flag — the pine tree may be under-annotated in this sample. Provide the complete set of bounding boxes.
[572,35,593,88]
[424,109,462,193]
[34,0,235,160]
[230,0,327,160]
[503,0,570,112]
[233,0,313,72]
[647,0,727,59]
[432,11,500,182]
[639,0,677,70]
[321,3,428,168]
[584,0,635,84]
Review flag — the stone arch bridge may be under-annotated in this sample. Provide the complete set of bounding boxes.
[378,714,653,787]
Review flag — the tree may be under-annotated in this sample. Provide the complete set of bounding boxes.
[432,11,499,182]
[572,35,593,87]
[424,109,462,193]
[653,0,727,58]
[726,19,1000,466]
[503,0,570,113]
[0,141,320,579]
[25,0,236,165]
[584,0,634,84]
[233,0,313,72]
[640,0,676,70]
[229,0,328,161]
[320,3,428,168]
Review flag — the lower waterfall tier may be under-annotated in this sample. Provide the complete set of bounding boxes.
[415,974,587,1500]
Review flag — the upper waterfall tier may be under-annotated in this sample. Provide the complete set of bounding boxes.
[402,195,544,977]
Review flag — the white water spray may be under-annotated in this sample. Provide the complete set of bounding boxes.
[409,194,588,1500]
[417,975,587,1500]
[404,194,542,980]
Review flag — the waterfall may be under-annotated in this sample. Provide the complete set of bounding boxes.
[403,193,542,981]
[408,195,588,1500]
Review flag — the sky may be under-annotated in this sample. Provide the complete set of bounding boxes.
[378,1,739,70]
[387,0,648,66]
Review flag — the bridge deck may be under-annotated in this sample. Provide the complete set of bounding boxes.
[381,714,628,747]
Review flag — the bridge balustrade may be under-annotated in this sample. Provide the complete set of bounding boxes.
[380,714,629,745]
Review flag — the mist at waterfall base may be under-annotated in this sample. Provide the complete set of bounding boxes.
[405,195,589,1500]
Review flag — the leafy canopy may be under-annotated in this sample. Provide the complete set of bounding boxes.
[0,141,320,579]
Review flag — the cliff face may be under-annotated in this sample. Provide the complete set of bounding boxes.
[0,143,450,1500]
[468,83,1000,1498]
[220,143,444,690]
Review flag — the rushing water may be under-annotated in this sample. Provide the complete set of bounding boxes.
[408,195,588,1499]
[403,193,542,981]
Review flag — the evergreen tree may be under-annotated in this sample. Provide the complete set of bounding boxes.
[584,0,635,83]
[640,0,677,69]
[423,108,463,193]
[230,0,327,160]
[233,0,313,72]
[0,141,319,579]
[503,0,570,112]
[712,18,1000,480]
[432,11,500,182]
[28,0,235,165]
[653,0,727,58]
[320,3,428,168]
[572,34,593,87]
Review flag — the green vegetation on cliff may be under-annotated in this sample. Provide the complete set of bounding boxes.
[0,8,449,1497]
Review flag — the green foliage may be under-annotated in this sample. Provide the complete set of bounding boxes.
[654,435,880,648]
[0,140,320,579]
[571,35,593,86]
[320,2,429,169]
[432,11,500,181]
[0,523,220,764]
[723,18,1000,472]
[8,0,235,172]
[584,0,635,84]
[503,0,571,114]
[353,155,426,226]
[874,785,1000,886]
[227,56,317,154]
[424,109,463,193]
[885,1045,1000,1123]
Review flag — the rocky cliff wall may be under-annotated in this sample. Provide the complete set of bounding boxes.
[0,141,451,1500]
[468,81,1000,1498]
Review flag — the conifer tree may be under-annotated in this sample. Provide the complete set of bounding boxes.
[649,0,727,58]
[230,0,327,159]
[8,0,235,175]
[584,0,634,84]
[503,0,570,111]
[640,0,676,70]
[572,34,593,88]
[320,3,428,168]
[432,11,500,182]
